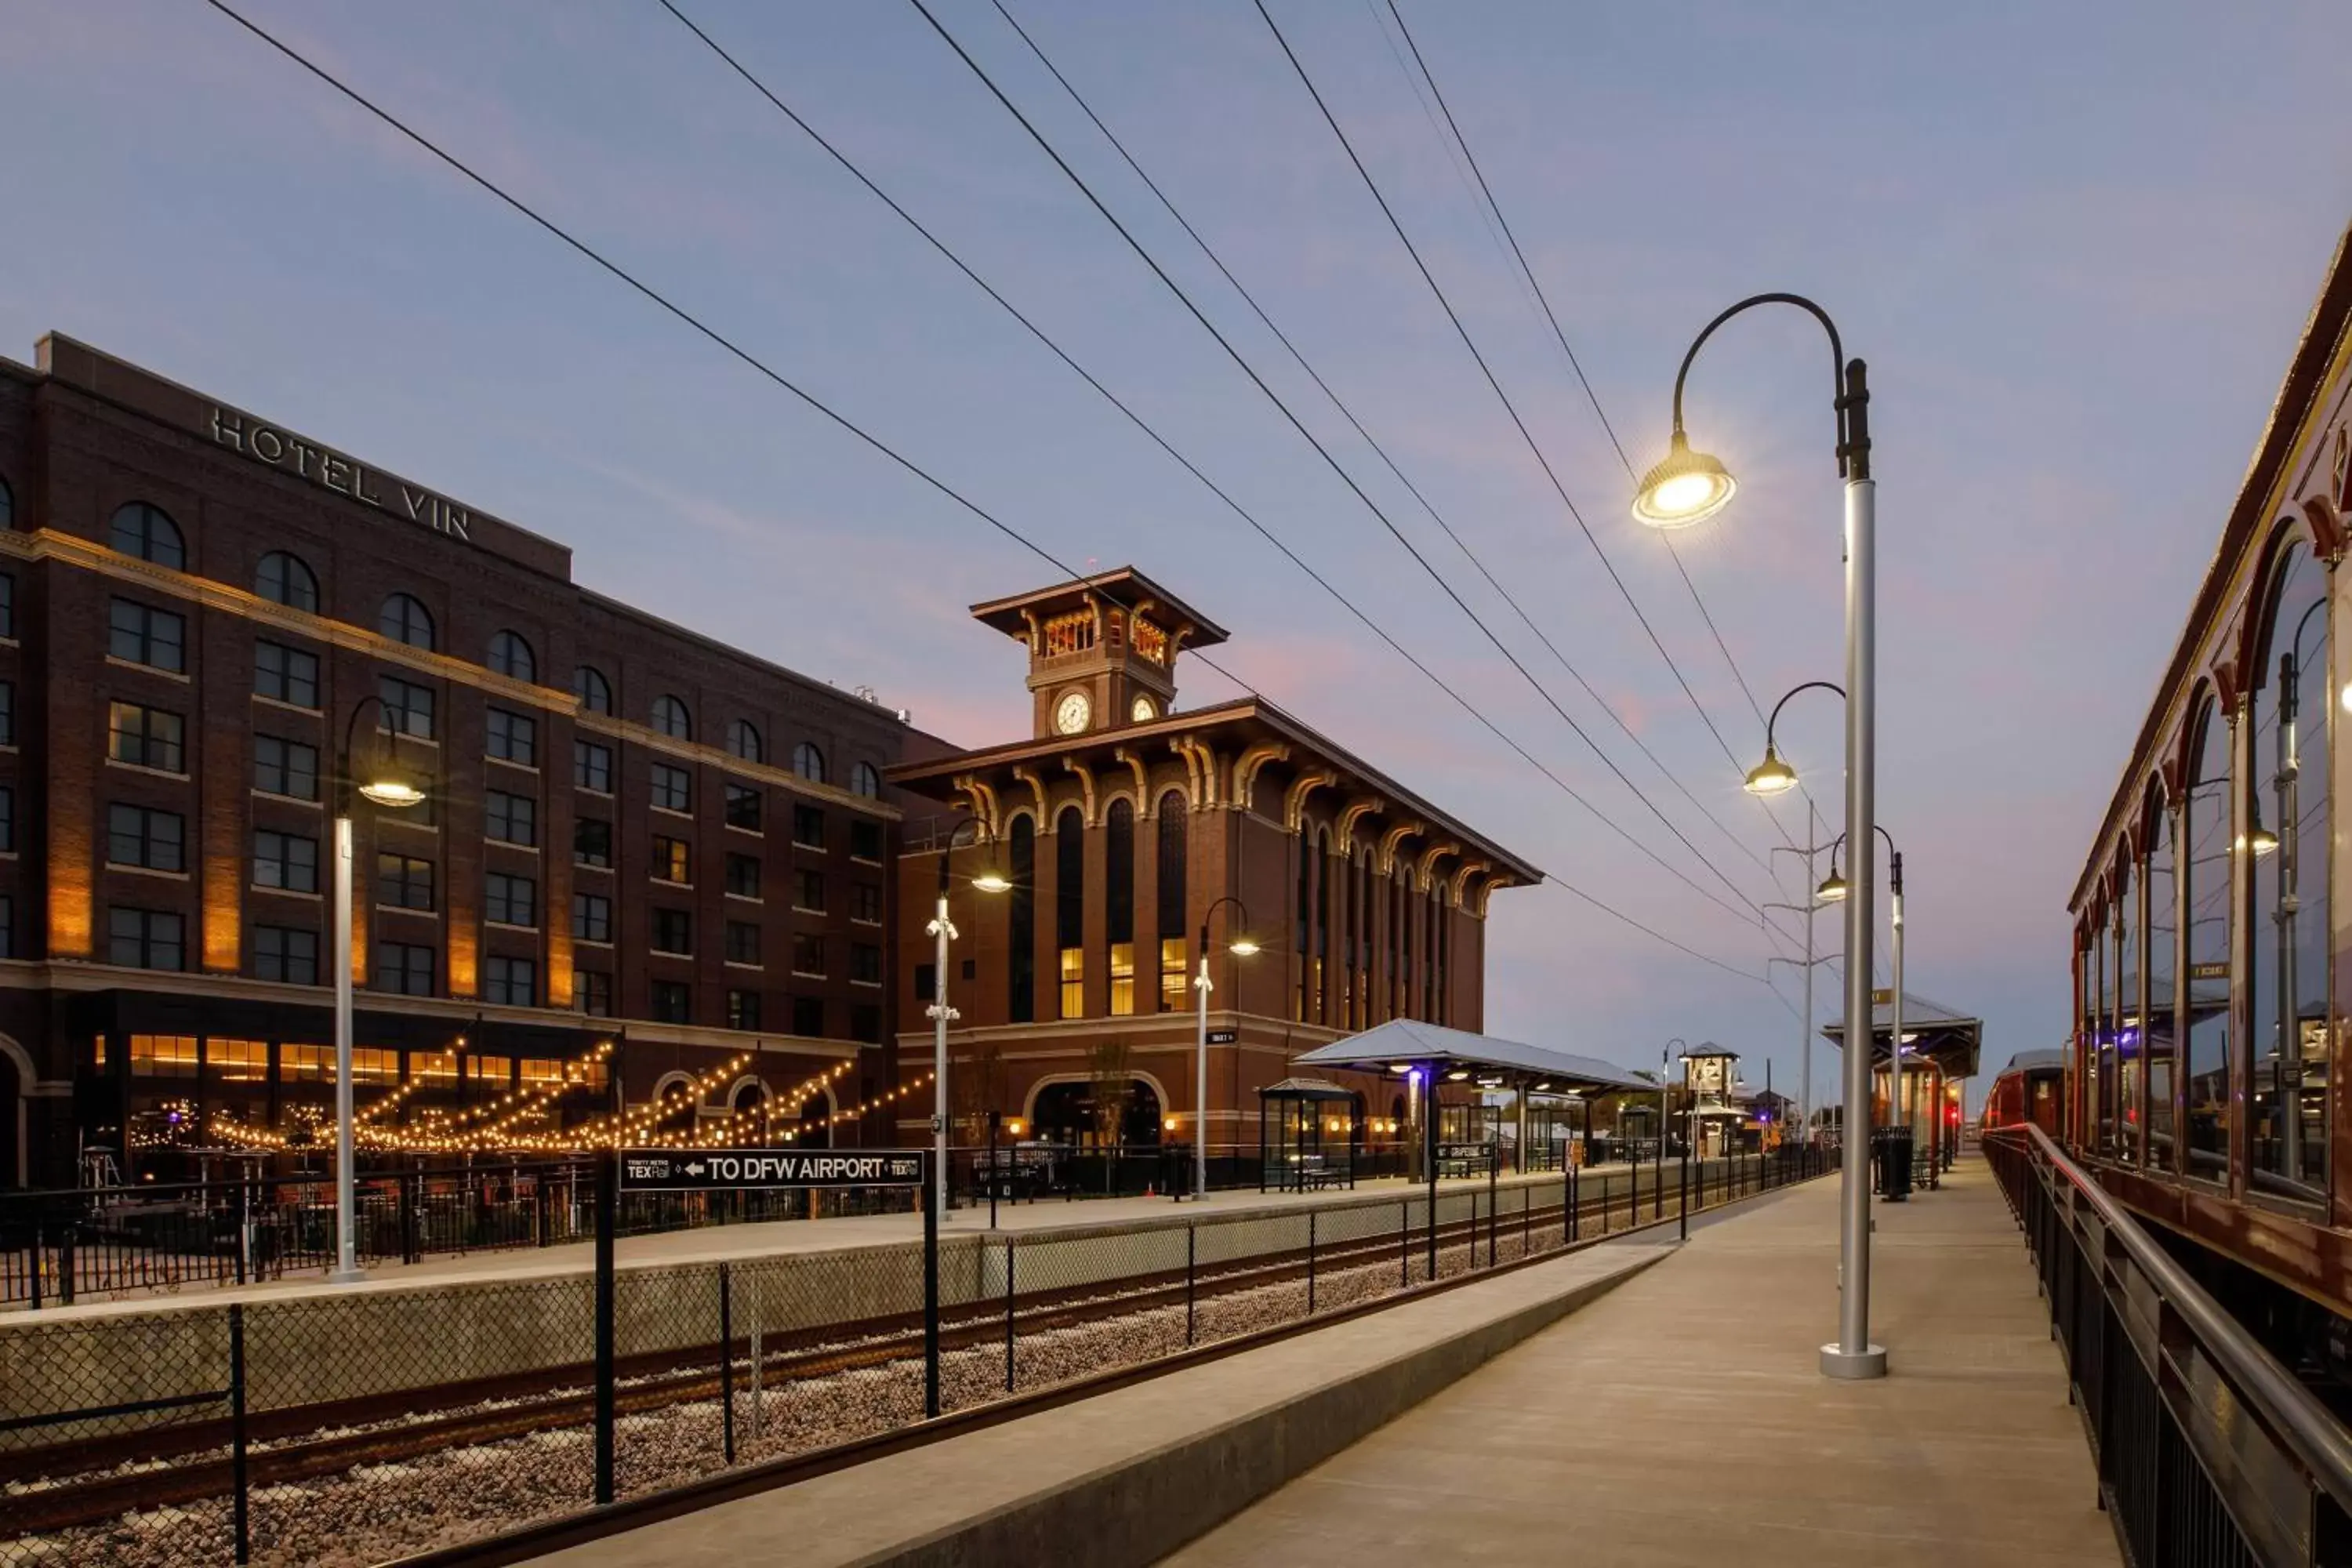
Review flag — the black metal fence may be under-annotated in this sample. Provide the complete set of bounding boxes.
[1981,1127,2352,1567]
[2,1147,1827,1566]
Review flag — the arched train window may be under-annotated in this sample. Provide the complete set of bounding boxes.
[2144,782,2176,1161]
[2182,692,2230,1177]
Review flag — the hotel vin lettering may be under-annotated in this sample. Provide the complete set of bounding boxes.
[209,405,474,543]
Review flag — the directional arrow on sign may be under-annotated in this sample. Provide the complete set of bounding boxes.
[685,1162,706,1176]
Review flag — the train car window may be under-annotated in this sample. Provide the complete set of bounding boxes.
[2247,543,2329,1201]
[2144,784,2176,1166]
[2183,694,2231,1179]
[2115,865,2139,1164]
[2100,873,2125,1158]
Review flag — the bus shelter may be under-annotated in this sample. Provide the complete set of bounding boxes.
[1824,988,1984,1178]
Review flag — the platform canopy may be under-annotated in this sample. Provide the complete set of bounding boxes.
[1290,1018,1654,1096]
[1822,989,1983,1079]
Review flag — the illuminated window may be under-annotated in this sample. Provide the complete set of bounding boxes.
[521,1058,565,1087]
[466,1054,513,1087]
[1109,942,1135,1016]
[129,1034,199,1077]
[1059,946,1084,1018]
[278,1044,332,1082]
[1160,937,1188,1012]
[209,1038,269,1083]
[109,701,185,772]
[652,836,690,884]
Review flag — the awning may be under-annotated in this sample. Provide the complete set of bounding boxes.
[1258,1077,1359,1103]
[1822,989,1983,1079]
[1289,1018,1654,1095]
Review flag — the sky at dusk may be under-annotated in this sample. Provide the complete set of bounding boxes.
[4,0,2348,1114]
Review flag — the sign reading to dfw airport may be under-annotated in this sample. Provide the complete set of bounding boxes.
[618,1149,925,1192]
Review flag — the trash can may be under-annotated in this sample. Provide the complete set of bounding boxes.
[1883,1129,1914,1201]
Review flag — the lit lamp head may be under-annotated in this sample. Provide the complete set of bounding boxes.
[2241,811,2280,858]
[357,756,426,810]
[1632,430,1737,528]
[1815,869,1850,903]
[1743,743,1798,797]
[1227,935,1262,958]
[971,859,1012,895]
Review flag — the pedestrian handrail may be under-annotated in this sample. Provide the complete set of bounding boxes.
[1983,1124,2352,1563]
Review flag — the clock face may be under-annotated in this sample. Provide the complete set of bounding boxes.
[1054,690,1093,735]
[1131,695,1157,723]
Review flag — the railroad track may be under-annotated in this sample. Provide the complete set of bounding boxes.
[2,1169,1762,1540]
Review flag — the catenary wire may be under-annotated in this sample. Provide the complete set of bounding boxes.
[198,0,1769,984]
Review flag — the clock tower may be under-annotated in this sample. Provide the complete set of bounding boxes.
[969,568,1229,739]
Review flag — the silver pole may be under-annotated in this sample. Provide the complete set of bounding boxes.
[927,889,956,1225]
[1194,953,1210,1199]
[331,811,362,1283]
[1803,812,1818,1145]
[1891,890,1906,1162]
[1824,472,1886,1379]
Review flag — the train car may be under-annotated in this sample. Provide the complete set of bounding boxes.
[2067,221,2352,1385]
[1983,1049,2063,1138]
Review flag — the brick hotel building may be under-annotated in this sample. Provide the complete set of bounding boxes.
[0,335,920,1187]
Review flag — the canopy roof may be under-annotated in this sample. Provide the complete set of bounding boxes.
[1822,989,1984,1078]
[1290,1019,1653,1095]
[2002,1048,2064,1075]
[1258,1077,1357,1103]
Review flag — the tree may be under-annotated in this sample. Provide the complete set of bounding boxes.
[1087,1040,1135,1148]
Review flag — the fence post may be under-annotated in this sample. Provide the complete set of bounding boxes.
[922,1160,941,1420]
[1566,1162,1576,1243]
[1004,1237,1018,1392]
[1486,1148,1498,1267]
[593,1147,616,1507]
[1522,1181,1530,1258]
[59,1221,75,1308]
[718,1261,735,1465]
[401,1173,418,1266]
[27,1225,38,1313]
[1399,1200,1409,1287]
[1185,1225,1197,1345]
[237,1181,252,1286]
[748,1271,763,1444]
[230,1302,251,1565]
[1679,1149,1688,1242]
[1307,1211,1317,1315]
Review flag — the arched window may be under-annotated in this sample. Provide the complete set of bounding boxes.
[2248,541,2330,1197]
[487,630,535,682]
[2106,862,2134,1160]
[111,502,184,569]
[725,719,764,764]
[1106,797,1136,1016]
[1316,828,1334,1022]
[850,761,883,799]
[1158,791,1188,1011]
[652,695,691,740]
[2182,693,2230,1177]
[255,550,318,612]
[1294,826,1313,1023]
[380,593,435,651]
[574,665,612,715]
[792,742,826,784]
[1009,816,1036,1023]
[2144,782,2176,1163]
[1056,806,1086,1018]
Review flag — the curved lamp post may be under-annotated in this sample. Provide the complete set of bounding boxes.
[1752,681,1845,1152]
[1633,292,1885,1380]
[1193,895,1261,1199]
[331,696,427,1283]
[1820,826,1909,1196]
[927,815,1009,1221]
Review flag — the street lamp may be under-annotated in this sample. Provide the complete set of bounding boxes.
[927,815,1009,1223]
[1824,826,1909,1199]
[330,696,426,1283]
[1193,895,1259,1199]
[1635,292,1886,1381]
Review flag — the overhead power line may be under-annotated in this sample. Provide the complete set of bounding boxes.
[198,0,1769,984]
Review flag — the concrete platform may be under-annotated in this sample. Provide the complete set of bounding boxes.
[1168,1162,2118,1567]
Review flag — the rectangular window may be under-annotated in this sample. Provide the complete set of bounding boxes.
[792,996,826,1038]
[253,829,319,893]
[1161,936,1189,1012]
[374,941,436,996]
[129,1034,199,1077]
[1109,942,1136,1016]
[351,1047,400,1086]
[653,908,693,956]
[108,701,185,772]
[209,1038,270,1083]
[107,908,185,970]
[0,786,11,854]
[376,852,434,911]
[254,641,319,707]
[850,819,884,862]
[572,891,612,943]
[574,970,612,1018]
[792,932,826,977]
[485,871,536,927]
[485,954,536,1007]
[254,735,321,800]
[278,1043,332,1082]
[851,1004,881,1045]
[379,674,435,739]
[914,964,936,1004]
[466,1053,514,1087]
[725,920,760,965]
[851,942,882,985]
[1059,946,1083,1018]
[253,924,319,984]
[793,804,825,849]
[725,852,761,898]
[851,883,882,924]
[652,762,691,813]
[652,835,691,884]
[487,708,537,766]
[651,979,691,1023]
[0,681,11,746]
[0,572,11,638]
[486,789,536,848]
[795,869,826,913]
[725,783,763,831]
[107,803,185,872]
[573,739,613,793]
[519,1057,565,1089]
[727,989,762,1031]
[110,598,186,673]
[575,817,612,868]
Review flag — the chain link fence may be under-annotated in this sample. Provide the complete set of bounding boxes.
[1,1146,1827,1566]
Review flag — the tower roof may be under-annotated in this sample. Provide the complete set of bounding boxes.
[969,567,1229,648]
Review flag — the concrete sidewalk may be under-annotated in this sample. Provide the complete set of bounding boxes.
[1167,1162,2116,1567]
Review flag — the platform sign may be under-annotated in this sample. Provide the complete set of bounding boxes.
[618,1149,925,1192]
[1436,1142,1496,1167]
